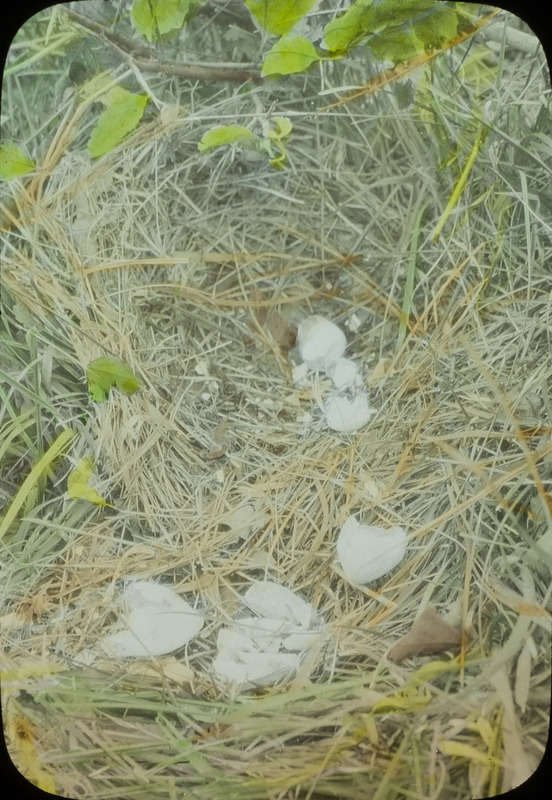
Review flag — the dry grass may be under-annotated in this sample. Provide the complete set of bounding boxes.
[1,2,551,798]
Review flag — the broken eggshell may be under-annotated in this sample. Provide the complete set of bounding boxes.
[220,502,268,543]
[323,392,375,433]
[337,517,407,584]
[101,580,203,658]
[212,646,300,689]
[325,358,362,391]
[297,315,347,371]
[243,581,315,629]
[212,581,325,690]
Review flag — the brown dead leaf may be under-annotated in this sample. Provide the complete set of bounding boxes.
[266,311,297,351]
[247,289,297,351]
[388,606,464,663]
[206,419,229,460]
[17,588,56,621]
[514,601,550,618]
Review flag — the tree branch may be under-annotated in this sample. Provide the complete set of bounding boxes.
[64,7,262,86]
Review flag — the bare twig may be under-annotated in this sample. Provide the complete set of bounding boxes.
[64,6,262,85]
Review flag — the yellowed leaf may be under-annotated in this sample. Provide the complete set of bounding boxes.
[1,662,66,688]
[515,602,550,617]
[490,667,538,791]
[466,715,494,749]
[372,685,432,715]
[127,656,194,685]
[5,698,57,793]
[67,457,113,507]
[0,427,75,541]
[440,739,502,767]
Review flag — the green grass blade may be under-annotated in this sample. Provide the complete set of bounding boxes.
[0,427,75,541]
[398,201,426,347]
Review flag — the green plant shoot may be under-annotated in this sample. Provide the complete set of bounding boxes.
[265,116,293,169]
[198,118,293,169]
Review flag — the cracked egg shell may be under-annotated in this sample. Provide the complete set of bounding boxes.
[337,517,407,584]
[297,316,346,371]
[101,580,203,658]
[324,392,375,432]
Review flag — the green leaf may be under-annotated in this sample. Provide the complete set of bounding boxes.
[131,0,198,43]
[0,141,35,181]
[324,0,478,63]
[198,119,293,169]
[262,36,319,77]
[368,2,459,64]
[198,126,256,154]
[244,0,318,37]
[86,357,140,402]
[88,87,149,159]
[324,0,373,54]
[67,457,113,508]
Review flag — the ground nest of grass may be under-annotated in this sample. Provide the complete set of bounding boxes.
[1,3,552,799]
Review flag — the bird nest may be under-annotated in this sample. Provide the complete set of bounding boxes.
[1,3,551,798]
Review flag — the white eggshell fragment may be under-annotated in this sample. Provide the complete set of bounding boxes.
[324,392,375,432]
[337,517,407,584]
[297,315,346,371]
[325,358,362,391]
[212,648,300,689]
[230,617,285,653]
[281,630,325,651]
[222,503,268,542]
[101,580,203,658]
[243,581,314,629]
[292,362,309,385]
[212,581,326,691]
